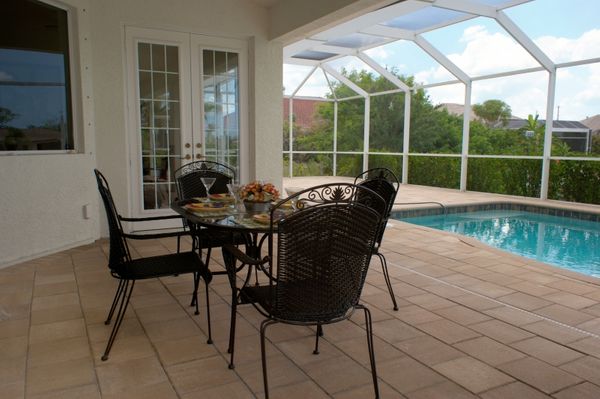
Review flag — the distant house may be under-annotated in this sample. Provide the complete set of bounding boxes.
[283,97,324,131]
[504,118,592,153]
[582,114,600,136]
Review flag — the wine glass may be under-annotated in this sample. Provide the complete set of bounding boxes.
[200,177,216,202]
[285,187,303,211]
[227,183,243,211]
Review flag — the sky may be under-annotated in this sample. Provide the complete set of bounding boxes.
[283,0,600,121]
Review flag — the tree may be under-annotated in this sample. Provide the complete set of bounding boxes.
[472,99,512,127]
[0,107,17,127]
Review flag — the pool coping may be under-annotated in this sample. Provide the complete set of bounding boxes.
[391,201,600,223]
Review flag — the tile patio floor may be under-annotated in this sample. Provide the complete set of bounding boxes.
[2,182,600,398]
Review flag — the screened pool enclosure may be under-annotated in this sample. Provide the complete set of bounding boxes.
[283,0,600,205]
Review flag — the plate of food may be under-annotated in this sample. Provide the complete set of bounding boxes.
[252,213,271,224]
[209,193,234,202]
[185,202,229,212]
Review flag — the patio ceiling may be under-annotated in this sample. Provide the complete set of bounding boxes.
[283,0,550,92]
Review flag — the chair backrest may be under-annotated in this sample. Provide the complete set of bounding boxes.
[174,161,235,200]
[268,183,384,323]
[354,168,400,246]
[94,169,132,270]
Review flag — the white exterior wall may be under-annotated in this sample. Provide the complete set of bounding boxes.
[0,0,284,267]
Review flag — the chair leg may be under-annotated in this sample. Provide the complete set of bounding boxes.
[176,235,181,253]
[227,293,237,369]
[360,305,379,398]
[377,252,398,311]
[102,280,135,361]
[104,279,125,325]
[204,277,213,344]
[192,272,200,315]
[260,319,278,399]
[313,324,323,354]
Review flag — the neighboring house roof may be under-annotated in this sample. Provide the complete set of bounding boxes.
[581,114,600,133]
[436,103,479,121]
[283,97,324,130]
[505,118,590,131]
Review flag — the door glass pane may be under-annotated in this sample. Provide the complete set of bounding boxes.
[137,42,181,210]
[202,49,240,173]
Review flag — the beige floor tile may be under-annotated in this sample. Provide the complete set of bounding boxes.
[433,356,513,393]
[153,335,218,366]
[29,318,86,344]
[479,381,552,399]
[26,357,96,396]
[0,336,28,359]
[166,356,239,394]
[91,334,156,364]
[542,292,597,310]
[135,302,190,325]
[535,304,596,326]
[484,306,542,326]
[181,381,255,399]
[304,355,377,394]
[30,304,83,325]
[405,293,456,310]
[334,382,404,399]
[522,320,589,344]
[0,355,25,386]
[380,353,448,393]
[143,317,204,343]
[335,336,405,367]
[433,305,492,325]
[406,381,477,399]
[393,305,444,325]
[497,292,553,311]
[560,356,600,386]
[27,384,101,399]
[553,382,600,399]
[394,335,463,366]
[236,353,307,393]
[567,337,600,358]
[267,379,330,399]
[0,381,24,399]
[546,280,598,295]
[498,357,582,394]
[469,319,534,344]
[32,292,79,311]
[96,356,168,396]
[455,336,526,366]
[276,335,344,366]
[87,317,144,343]
[450,294,503,311]
[415,319,480,344]
[372,318,424,344]
[28,336,91,367]
[101,381,178,399]
[511,336,584,366]
[0,319,29,340]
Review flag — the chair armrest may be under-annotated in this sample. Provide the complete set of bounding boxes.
[122,229,190,240]
[119,214,184,222]
[222,244,267,266]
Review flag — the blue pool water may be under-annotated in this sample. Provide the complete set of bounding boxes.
[397,210,600,278]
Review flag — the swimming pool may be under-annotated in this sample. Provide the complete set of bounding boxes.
[396,209,600,278]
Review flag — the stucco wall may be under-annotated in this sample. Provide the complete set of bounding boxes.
[0,0,284,267]
[0,0,98,267]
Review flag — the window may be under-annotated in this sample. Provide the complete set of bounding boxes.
[0,0,73,152]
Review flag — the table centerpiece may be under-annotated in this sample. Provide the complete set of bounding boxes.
[240,181,280,212]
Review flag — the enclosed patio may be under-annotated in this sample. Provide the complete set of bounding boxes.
[2,184,600,398]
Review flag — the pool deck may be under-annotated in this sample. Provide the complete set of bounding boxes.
[2,182,600,398]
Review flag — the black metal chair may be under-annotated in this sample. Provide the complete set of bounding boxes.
[94,169,213,361]
[173,160,247,266]
[223,183,384,398]
[355,167,400,311]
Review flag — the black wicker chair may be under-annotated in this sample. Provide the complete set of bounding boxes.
[94,169,212,361]
[223,183,384,398]
[173,160,247,264]
[355,168,400,311]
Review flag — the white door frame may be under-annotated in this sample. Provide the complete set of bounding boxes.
[124,26,248,230]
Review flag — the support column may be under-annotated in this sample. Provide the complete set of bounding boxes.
[363,96,370,172]
[460,82,472,192]
[540,70,557,200]
[402,90,411,184]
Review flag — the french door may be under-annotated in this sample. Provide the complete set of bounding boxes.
[126,27,247,225]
